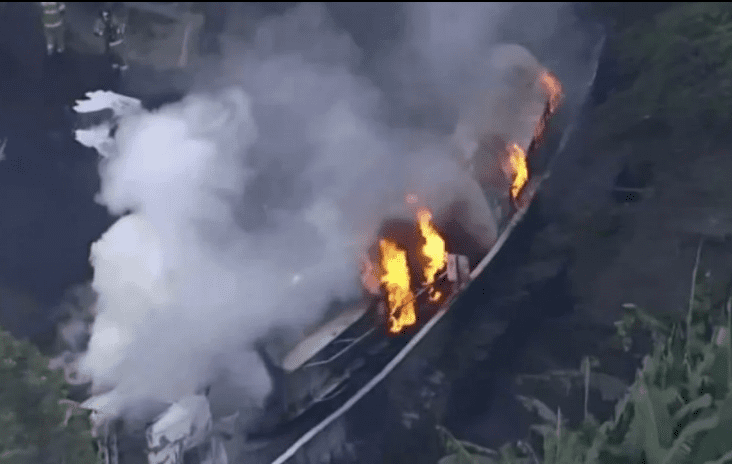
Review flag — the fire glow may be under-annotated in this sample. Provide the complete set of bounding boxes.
[377,68,563,334]
[379,239,417,334]
[507,69,563,201]
[418,209,447,301]
[541,70,563,114]
[378,208,448,334]
[507,143,528,200]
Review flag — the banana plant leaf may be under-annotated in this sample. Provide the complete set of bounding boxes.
[692,394,732,463]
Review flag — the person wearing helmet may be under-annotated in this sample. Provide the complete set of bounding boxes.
[39,2,66,55]
[93,8,128,72]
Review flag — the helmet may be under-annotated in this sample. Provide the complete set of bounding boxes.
[100,9,111,20]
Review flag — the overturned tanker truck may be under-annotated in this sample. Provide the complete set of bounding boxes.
[70,43,568,464]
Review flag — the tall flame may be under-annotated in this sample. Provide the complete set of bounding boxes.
[417,209,447,301]
[379,239,417,334]
[507,143,528,200]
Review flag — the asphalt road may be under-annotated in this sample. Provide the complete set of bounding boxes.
[0,48,116,348]
[0,3,193,346]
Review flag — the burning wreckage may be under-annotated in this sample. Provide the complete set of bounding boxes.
[68,52,564,464]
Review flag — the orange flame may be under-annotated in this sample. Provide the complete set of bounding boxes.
[506,143,528,200]
[529,71,564,168]
[417,209,447,301]
[540,70,563,114]
[380,239,417,333]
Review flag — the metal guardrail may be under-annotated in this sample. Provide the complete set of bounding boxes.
[302,268,453,370]
[269,34,604,460]
[302,327,376,370]
[270,171,548,464]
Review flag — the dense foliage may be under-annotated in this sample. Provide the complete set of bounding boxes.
[592,2,732,140]
[438,271,732,464]
[0,328,98,464]
[436,4,732,462]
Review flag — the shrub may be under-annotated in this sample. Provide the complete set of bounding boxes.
[438,270,732,464]
[593,2,732,140]
[0,328,98,464]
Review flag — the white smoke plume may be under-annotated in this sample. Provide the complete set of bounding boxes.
[77,2,595,423]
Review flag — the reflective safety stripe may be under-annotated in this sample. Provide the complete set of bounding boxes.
[109,39,123,46]
[41,2,64,29]
[42,3,62,13]
[42,3,63,27]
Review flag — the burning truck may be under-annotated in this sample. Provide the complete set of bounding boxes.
[250,63,564,450]
[68,43,563,464]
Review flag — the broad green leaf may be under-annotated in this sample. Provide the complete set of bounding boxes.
[498,443,530,464]
[693,395,732,463]
[688,350,717,396]
[529,424,556,438]
[515,395,560,425]
[662,413,720,464]
[457,440,500,458]
[606,402,644,462]
[583,426,610,464]
[625,305,673,336]
[589,373,630,402]
[437,425,479,463]
[671,393,713,426]
[438,453,499,464]
[631,377,674,461]
[703,448,732,464]
[705,345,730,398]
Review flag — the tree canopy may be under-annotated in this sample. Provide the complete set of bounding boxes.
[0,327,98,464]
[594,2,732,140]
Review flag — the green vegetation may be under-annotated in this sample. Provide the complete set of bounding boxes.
[592,2,732,141]
[436,4,732,462]
[437,268,732,464]
[0,328,98,464]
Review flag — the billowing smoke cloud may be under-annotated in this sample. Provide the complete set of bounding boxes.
[77,2,596,423]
